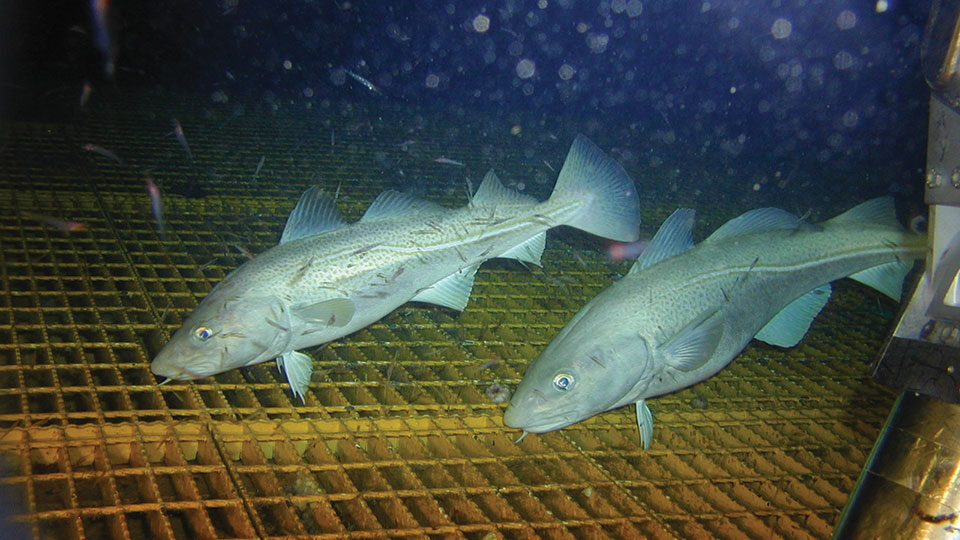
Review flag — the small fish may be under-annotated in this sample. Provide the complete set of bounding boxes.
[607,239,649,262]
[505,198,926,449]
[82,143,122,163]
[253,155,265,181]
[343,68,383,95]
[170,119,194,161]
[79,81,93,108]
[234,244,254,260]
[151,135,642,402]
[479,357,501,369]
[145,175,164,232]
[20,211,86,232]
[434,157,464,166]
[89,0,114,78]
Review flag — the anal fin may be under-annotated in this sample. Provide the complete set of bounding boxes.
[755,284,831,347]
[849,260,914,301]
[410,264,480,311]
[499,233,546,266]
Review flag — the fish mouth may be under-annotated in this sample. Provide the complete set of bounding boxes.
[150,352,214,381]
[503,404,576,433]
[150,361,209,381]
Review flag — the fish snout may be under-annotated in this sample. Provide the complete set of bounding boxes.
[503,403,527,429]
[150,357,189,380]
[150,348,215,381]
[503,389,570,432]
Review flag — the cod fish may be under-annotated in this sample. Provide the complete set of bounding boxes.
[504,197,925,448]
[151,135,642,400]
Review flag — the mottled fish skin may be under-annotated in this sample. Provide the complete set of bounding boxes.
[151,135,641,401]
[504,198,925,448]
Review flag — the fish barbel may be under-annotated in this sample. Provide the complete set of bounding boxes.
[151,135,642,400]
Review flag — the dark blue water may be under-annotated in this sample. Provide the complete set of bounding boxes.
[2,0,931,212]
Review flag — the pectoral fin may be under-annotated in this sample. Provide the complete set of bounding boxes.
[293,298,355,328]
[277,350,313,402]
[661,309,723,372]
[636,399,654,450]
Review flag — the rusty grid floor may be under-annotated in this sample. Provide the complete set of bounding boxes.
[0,91,900,539]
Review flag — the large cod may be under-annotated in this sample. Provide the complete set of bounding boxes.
[151,136,642,399]
[504,198,925,448]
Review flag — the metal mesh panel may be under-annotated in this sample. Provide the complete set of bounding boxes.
[0,93,897,539]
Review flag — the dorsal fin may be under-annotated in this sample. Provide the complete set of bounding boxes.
[826,197,899,228]
[471,170,538,207]
[705,207,807,243]
[361,191,444,221]
[628,208,695,275]
[280,187,346,244]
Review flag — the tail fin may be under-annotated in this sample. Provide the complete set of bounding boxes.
[549,135,641,242]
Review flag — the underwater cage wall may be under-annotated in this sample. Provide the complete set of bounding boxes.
[0,93,902,539]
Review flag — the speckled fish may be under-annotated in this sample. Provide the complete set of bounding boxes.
[151,135,642,400]
[504,198,925,448]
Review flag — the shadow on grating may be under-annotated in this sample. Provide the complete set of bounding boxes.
[0,92,897,539]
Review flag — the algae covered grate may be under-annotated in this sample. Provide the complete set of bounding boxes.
[0,96,897,538]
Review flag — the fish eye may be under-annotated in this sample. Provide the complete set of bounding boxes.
[553,373,574,391]
[194,326,213,341]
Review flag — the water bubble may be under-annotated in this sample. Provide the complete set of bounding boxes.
[833,50,854,70]
[842,110,859,128]
[558,63,576,80]
[303,87,314,98]
[516,59,536,79]
[586,32,609,54]
[425,74,440,88]
[836,10,856,30]
[771,18,792,39]
[626,0,643,17]
[759,45,776,62]
[283,60,293,70]
[472,14,490,33]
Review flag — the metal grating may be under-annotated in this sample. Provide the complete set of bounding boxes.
[0,92,899,539]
